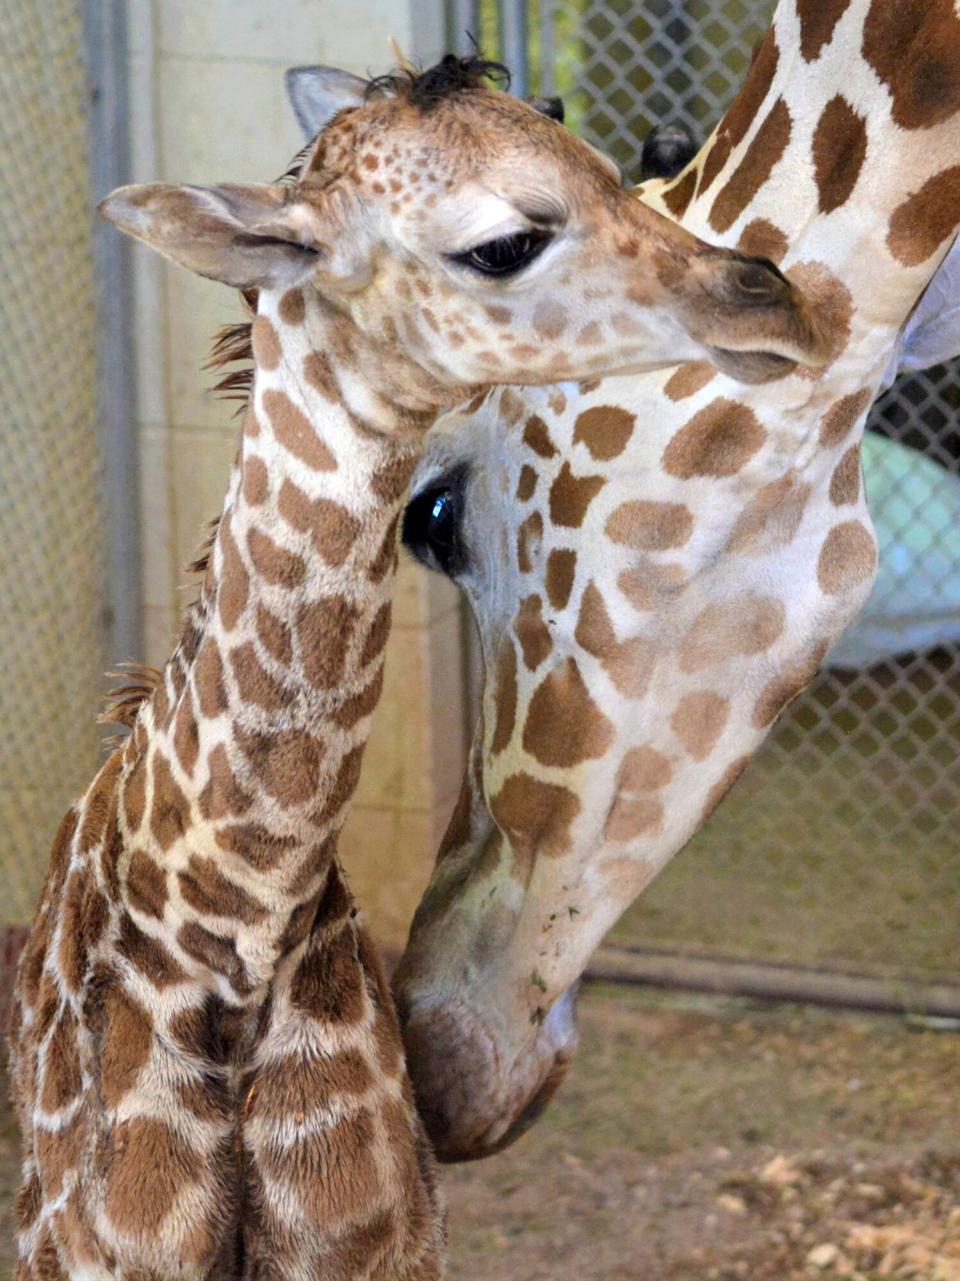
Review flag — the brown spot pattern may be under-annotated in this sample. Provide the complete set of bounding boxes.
[256,603,292,665]
[888,166,960,266]
[150,752,188,851]
[604,749,666,842]
[819,388,871,446]
[830,446,861,505]
[490,638,518,755]
[278,288,305,325]
[572,406,635,460]
[813,96,867,214]
[797,0,850,61]
[863,0,960,131]
[574,581,657,699]
[517,510,543,574]
[218,518,248,631]
[699,28,779,196]
[516,464,537,502]
[298,595,357,689]
[290,927,365,1025]
[514,595,553,670]
[522,415,557,458]
[263,388,337,471]
[662,169,697,218]
[251,315,281,370]
[523,658,614,766]
[549,463,605,528]
[702,755,752,821]
[752,656,821,729]
[126,850,168,920]
[671,691,730,761]
[40,1011,82,1112]
[710,96,791,233]
[545,548,576,610]
[279,480,362,566]
[606,499,693,551]
[240,729,323,807]
[194,637,227,718]
[736,218,788,264]
[680,596,785,673]
[617,560,687,611]
[663,397,766,479]
[817,520,878,595]
[104,1118,200,1234]
[490,772,580,860]
[246,527,306,588]
[199,744,251,821]
[664,361,715,402]
[178,855,267,924]
[242,455,269,505]
[727,475,811,556]
[99,986,153,1107]
[230,641,287,711]
[788,261,853,369]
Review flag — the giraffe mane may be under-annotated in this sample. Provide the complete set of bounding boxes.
[98,663,163,728]
[367,53,510,109]
[205,286,258,411]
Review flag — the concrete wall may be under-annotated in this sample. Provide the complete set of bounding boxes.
[126,0,462,951]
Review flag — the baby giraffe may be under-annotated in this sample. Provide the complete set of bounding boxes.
[9,56,827,1281]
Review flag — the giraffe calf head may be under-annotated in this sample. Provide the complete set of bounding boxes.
[100,56,830,396]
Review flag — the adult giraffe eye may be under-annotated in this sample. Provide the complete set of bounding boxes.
[401,470,469,577]
[450,229,552,278]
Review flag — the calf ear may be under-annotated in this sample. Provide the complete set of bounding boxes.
[99,182,330,289]
[882,233,960,389]
[285,65,368,140]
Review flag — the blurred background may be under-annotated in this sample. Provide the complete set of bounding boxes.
[0,2,958,1275]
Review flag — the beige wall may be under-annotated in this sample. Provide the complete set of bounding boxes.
[127,0,463,950]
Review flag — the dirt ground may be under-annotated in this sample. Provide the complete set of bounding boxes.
[443,984,960,1281]
[0,984,957,1280]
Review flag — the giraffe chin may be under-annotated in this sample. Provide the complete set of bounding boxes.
[399,986,580,1163]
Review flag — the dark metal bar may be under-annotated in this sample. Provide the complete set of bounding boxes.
[82,0,141,669]
[499,0,529,97]
[538,0,556,96]
[587,945,960,1020]
[448,0,481,54]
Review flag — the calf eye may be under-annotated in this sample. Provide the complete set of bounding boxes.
[449,229,552,278]
[402,467,469,577]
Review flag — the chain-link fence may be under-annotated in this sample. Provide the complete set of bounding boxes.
[452,0,960,996]
[0,0,110,925]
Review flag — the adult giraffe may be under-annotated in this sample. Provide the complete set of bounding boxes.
[10,54,823,1281]
[395,0,960,1161]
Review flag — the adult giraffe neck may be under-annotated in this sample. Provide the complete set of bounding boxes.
[116,287,440,1001]
[646,1,960,395]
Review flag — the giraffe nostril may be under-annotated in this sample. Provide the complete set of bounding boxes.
[709,253,794,309]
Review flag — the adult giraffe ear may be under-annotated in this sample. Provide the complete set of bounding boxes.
[98,182,365,291]
[285,65,368,140]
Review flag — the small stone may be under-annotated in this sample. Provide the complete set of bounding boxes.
[760,1154,802,1187]
[807,1243,840,1269]
[716,1194,747,1216]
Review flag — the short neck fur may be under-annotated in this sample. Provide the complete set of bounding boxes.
[118,286,438,1000]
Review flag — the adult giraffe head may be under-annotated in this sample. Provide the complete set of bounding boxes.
[394,0,960,1160]
[102,55,827,395]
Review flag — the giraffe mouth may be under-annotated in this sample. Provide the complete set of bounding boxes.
[707,345,799,383]
[399,984,581,1163]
